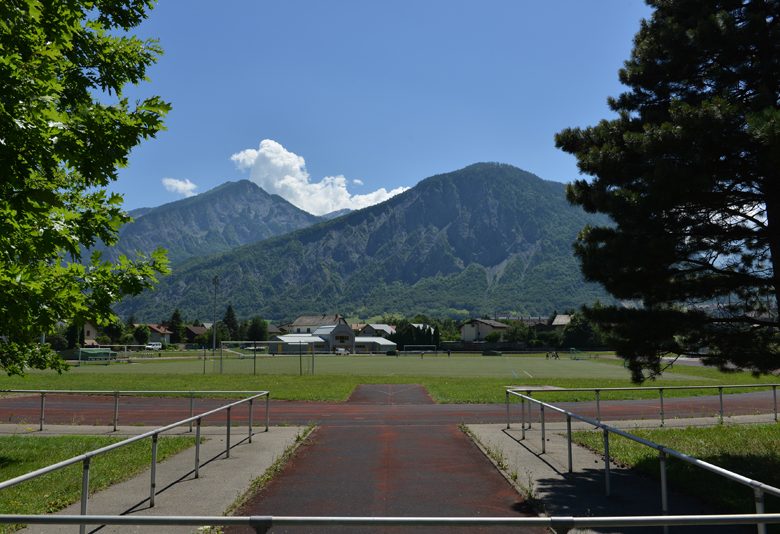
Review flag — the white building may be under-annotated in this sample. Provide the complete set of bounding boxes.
[459,319,509,342]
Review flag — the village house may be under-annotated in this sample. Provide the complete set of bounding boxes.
[289,314,345,334]
[359,324,396,338]
[145,324,172,345]
[459,319,509,342]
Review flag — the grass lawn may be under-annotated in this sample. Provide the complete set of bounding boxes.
[0,435,195,532]
[0,353,775,403]
[572,424,780,517]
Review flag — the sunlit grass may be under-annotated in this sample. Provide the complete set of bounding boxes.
[572,425,780,516]
[1,360,776,404]
[0,435,195,532]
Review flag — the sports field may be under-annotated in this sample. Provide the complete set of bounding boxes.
[60,352,698,380]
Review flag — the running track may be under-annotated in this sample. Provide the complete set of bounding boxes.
[0,389,774,427]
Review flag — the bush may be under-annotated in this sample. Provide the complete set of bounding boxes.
[484,332,502,343]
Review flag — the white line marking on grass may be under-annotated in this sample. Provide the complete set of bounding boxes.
[519,368,533,378]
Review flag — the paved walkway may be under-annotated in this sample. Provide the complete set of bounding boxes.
[229,384,543,534]
[12,424,305,534]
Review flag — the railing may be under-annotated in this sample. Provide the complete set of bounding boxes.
[0,389,271,432]
[507,383,779,425]
[0,392,269,534]
[505,389,780,534]
[0,513,778,533]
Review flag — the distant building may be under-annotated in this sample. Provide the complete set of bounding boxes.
[459,319,509,342]
[184,325,208,343]
[360,324,396,338]
[146,324,172,345]
[83,320,99,347]
[313,323,355,352]
[551,314,572,327]
[354,336,397,353]
[289,314,345,334]
[267,324,282,337]
[271,334,327,354]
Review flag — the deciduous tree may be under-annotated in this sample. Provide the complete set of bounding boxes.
[0,1,169,375]
[556,0,780,380]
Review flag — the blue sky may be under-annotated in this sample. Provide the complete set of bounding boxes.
[117,0,651,215]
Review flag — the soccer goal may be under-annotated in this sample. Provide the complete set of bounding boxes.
[218,340,320,375]
[401,345,438,359]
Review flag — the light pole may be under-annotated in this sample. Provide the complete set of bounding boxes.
[212,276,218,359]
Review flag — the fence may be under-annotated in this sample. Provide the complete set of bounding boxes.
[0,392,269,534]
[505,388,780,534]
[507,383,779,426]
[0,512,778,532]
[0,389,270,432]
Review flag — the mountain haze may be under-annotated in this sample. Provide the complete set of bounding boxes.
[96,180,320,264]
[118,163,609,321]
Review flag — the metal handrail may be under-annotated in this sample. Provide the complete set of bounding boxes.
[0,513,778,533]
[506,383,779,425]
[0,392,270,534]
[0,389,271,431]
[506,389,780,534]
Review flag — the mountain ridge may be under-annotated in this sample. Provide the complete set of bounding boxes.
[95,180,321,264]
[117,163,609,321]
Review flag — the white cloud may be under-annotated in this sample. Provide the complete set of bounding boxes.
[353,179,364,186]
[230,139,408,216]
[162,177,198,198]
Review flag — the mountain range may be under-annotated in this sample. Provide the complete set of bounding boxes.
[94,180,321,264]
[116,163,609,322]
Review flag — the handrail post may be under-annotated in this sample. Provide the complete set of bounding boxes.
[659,450,669,534]
[540,404,546,454]
[566,414,573,473]
[195,418,202,478]
[603,428,611,496]
[755,487,766,534]
[659,388,665,427]
[505,391,510,430]
[719,387,724,423]
[150,433,158,507]
[226,406,231,458]
[189,393,194,432]
[265,393,270,432]
[249,398,254,444]
[595,390,601,422]
[113,392,119,432]
[39,392,45,432]
[773,385,777,423]
[79,456,90,534]
[521,396,526,440]
[526,391,532,429]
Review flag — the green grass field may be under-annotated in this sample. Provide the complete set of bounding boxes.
[2,353,775,403]
[0,435,195,532]
[573,424,780,518]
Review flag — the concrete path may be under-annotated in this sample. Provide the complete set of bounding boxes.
[229,384,544,534]
[468,419,759,533]
[12,424,305,534]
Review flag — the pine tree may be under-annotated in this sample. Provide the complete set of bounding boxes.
[222,305,240,341]
[169,309,185,344]
[555,0,780,380]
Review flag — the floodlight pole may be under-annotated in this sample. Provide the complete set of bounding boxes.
[212,276,218,359]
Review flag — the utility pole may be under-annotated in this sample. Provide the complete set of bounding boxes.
[212,276,218,358]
